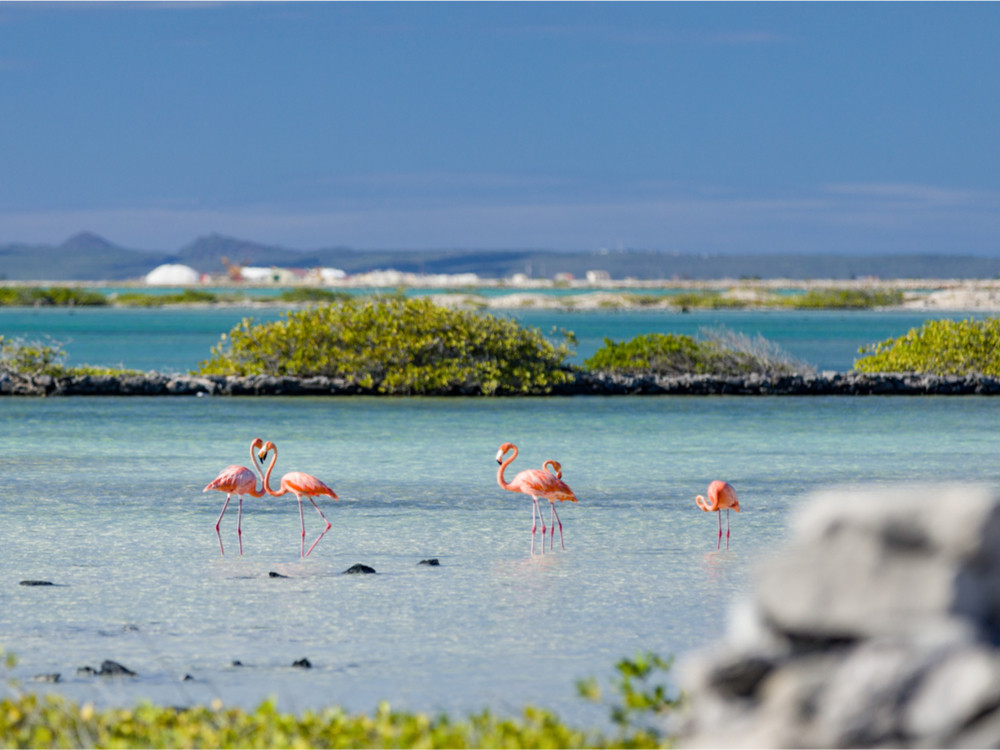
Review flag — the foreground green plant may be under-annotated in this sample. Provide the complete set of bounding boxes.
[854,317,1000,375]
[584,328,813,376]
[0,649,676,749]
[197,298,575,395]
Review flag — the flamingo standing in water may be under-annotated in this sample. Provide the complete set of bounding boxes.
[495,443,578,554]
[696,480,741,549]
[542,459,570,551]
[257,440,338,557]
[203,437,266,555]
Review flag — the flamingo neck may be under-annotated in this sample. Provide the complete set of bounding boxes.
[695,494,717,512]
[261,445,286,497]
[247,441,267,498]
[497,445,518,490]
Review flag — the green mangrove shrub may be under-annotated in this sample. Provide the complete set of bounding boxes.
[197,298,575,395]
[782,288,903,309]
[584,328,812,376]
[113,290,221,306]
[0,336,69,376]
[854,317,1000,376]
[0,336,142,378]
[0,287,106,307]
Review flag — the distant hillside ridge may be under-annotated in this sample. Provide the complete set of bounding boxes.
[3,231,1000,281]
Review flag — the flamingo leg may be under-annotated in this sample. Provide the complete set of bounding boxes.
[215,495,232,556]
[237,496,244,556]
[536,497,547,555]
[550,502,564,550]
[726,508,731,550]
[716,510,723,550]
[305,497,332,557]
[298,494,306,557]
[530,498,538,554]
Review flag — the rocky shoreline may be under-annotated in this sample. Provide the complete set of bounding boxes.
[3,370,1000,396]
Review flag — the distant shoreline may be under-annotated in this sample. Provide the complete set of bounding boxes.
[4,278,1000,311]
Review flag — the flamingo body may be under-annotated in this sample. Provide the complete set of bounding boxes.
[496,443,578,554]
[258,441,338,557]
[204,438,265,555]
[696,480,740,549]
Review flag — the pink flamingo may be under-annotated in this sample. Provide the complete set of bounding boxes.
[696,480,741,549]
[258,440,338,557]
[203,437,266,556]
[496,443,578,554]
[542,459,570,551]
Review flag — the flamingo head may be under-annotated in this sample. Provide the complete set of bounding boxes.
[544,460,562,478]
[258,440,277,462]
[496,442,516,464]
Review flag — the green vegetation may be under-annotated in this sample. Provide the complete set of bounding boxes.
[113,289,222,306]
[666,291,749,309]
[197,298,575,395]
[854,317,1000,376]
[0,287,106,307]
[584,328,812,376]
[0,336,141,378]
[781,288,904,309]
[0,650,677,748]
[271,288,353,305]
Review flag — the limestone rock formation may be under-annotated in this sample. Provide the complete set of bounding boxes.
[679,484,1000,748]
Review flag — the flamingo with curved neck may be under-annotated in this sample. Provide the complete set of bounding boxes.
[203,437,266,555]
[496,442,578,554]
[696,480,741,550]
[258,440,338,557]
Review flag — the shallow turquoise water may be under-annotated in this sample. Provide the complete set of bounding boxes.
[3,396,999,726]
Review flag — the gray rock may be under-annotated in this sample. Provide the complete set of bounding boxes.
[679,484,1000,749]
[98,659,136,677]
[343,563,376,575]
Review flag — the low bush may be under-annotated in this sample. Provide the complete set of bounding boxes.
[272,288,353,305]
[854,317,1000,375]
[0,336,141,378]
[0,287,106,307]
[584,328,813,376]
[196,298,575,395]
[113,290,220,306]
[782,288,903,309]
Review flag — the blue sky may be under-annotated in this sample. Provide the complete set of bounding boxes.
[1,1,999,255]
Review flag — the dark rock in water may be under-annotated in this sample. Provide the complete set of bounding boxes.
[292,658,312,669]
[343,563,376,575]
[418,558,440,566]
[31,673,61,683]
[19,580,55,586]
[268,571,289,578]
[232,660,244,667]
[76,666,98,677]
[123,624,139,632]
[98,660,136,677]
[182,674,194,681]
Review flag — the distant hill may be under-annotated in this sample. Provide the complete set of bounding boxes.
[2,231,1000,281]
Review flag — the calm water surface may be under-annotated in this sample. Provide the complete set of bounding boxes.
[3,396,999,727]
